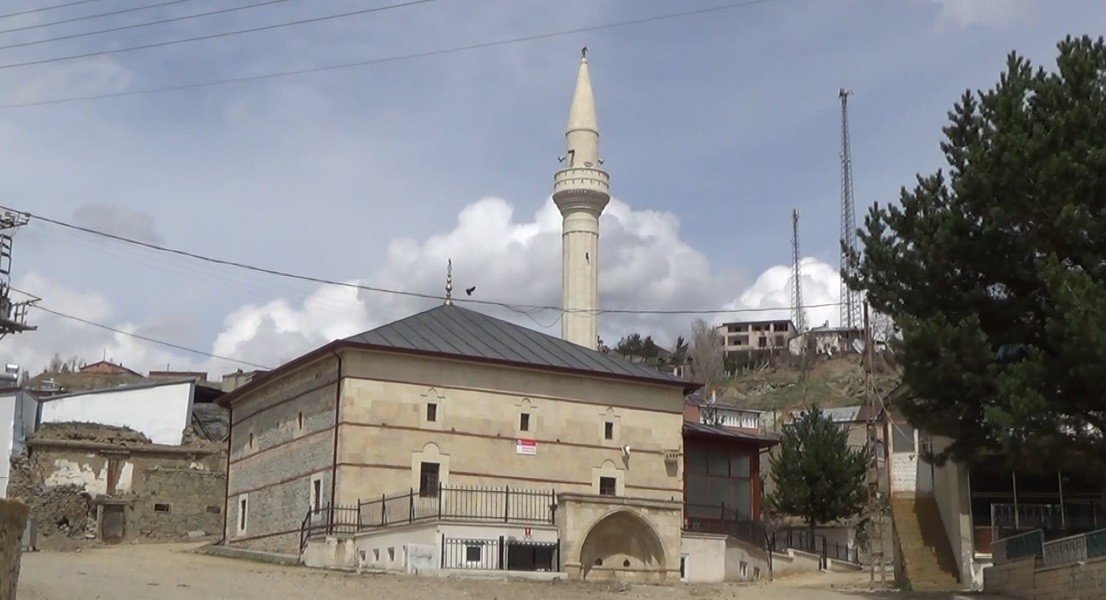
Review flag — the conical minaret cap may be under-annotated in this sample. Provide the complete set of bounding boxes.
[567,49,598,133]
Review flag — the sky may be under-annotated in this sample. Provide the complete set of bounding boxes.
[0,0,1102,377]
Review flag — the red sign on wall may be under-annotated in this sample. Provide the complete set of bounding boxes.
[516,439,537,455]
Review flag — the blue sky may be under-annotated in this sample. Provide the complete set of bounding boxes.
[1,0,1103,374]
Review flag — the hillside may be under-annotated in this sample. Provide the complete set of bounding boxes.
[723,353,900,413]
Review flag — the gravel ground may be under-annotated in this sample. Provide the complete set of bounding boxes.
[17,542,995,600]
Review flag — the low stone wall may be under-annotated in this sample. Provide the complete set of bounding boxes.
[984,556,1106,600]
[1,499,29,600]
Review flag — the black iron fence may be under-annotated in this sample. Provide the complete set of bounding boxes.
[440,535,560,571]
[300,485,556,549]
[358,485,557,527]
[682,503,860,568]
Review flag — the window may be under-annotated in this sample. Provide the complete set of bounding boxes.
[758,337,767,348]
[734,335,749,345]
[774,335,785,346]
[387,547,395,561]
[154,503,171,513]
[298,412,304,430]
[311,477,323,511]
[248,432,254,450]
[237,496,248,534]
[599,476,617,496]
[519,412,530,432]
[419,462,440,497]
[604,422,614,440]
[427,403,437,422]
[465,543,483,562]
[206,505,221,515]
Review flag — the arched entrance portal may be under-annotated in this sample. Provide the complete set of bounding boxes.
[579,510,667,582]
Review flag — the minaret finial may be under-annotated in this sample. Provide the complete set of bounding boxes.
[444,259,453,306]
[581,46,587,60]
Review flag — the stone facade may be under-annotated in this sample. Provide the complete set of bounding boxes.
[0,499,27,600]
[225,355,338,554]
[224,345,688,578]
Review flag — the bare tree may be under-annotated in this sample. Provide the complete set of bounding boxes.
[689,319,726,394]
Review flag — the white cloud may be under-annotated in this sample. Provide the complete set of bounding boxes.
[725,257,841,329]
[9,273,180,376]
[928,0,1033,29]
[204,195,742,370]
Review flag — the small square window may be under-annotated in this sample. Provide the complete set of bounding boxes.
[206,505,221,515]
[599,476,617,496]
[427,403,437,422]
[520,412,530,432]
[154,503,171,513]
[465,543,483,562]
[604,422,614,440]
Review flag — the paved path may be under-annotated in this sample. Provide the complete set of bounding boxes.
[17,542,995,600]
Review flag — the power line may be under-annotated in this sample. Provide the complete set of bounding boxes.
[0,0,442,71]
[22,300,273,370]
[0,0,104,21]
[0,0,782,108]
[2,203,839,316]
[0,0,196,37]
[0,0,298,51]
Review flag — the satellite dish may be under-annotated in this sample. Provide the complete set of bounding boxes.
[852,339,866,354]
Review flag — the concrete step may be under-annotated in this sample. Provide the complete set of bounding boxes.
[890,496,961,592]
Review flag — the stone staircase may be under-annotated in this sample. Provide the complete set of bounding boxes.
[890,496,961,591]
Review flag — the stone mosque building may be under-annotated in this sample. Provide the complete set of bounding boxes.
[219,52,753,584]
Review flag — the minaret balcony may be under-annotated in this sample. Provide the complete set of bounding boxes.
[552,167,610,202]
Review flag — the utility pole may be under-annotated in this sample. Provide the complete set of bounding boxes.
[0,210,37,340]
[839,89,862,330]
[791,208,805,333]
[863,303,888,587]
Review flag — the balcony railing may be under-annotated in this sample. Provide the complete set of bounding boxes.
[991,502,1101,538]
[300,485,556,550]
[993,529,1044,564]
[1042,528,1106,569]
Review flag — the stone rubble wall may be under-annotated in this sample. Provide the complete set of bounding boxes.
[0,499,29,600]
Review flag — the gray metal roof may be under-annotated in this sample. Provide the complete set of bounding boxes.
[344,304,688,387]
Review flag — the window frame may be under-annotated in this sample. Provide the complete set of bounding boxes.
[599,476,617,496]
[519,412,530,432]
[426,402,438,423]
[418,462,441,498]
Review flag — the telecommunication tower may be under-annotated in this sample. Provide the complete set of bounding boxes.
[838,88,862,329]
[791,209,805,333]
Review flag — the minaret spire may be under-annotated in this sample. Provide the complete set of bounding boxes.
[553,49,610,349]
[444,259,453,306]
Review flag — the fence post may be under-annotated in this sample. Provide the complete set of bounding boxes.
[410,488,415,524]
[504,486,510,523]
[381,493,386,526]
[440,533,445,569]
[499,535,506,570]
[438,482,443,519]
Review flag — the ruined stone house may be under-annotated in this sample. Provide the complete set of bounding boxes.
[8,422,225,548]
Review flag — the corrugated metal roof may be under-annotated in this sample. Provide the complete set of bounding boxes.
[682,421,779,446]
[344,304,686,386]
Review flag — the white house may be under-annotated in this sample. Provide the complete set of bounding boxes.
[0,386,38,497]
[37,379,199,445]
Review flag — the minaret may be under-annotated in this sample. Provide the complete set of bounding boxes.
[553,47,610,349]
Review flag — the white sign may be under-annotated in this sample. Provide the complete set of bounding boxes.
[516,439,536,455]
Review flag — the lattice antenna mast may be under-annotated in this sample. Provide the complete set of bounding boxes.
[839,88,862,329]
[0,210,37,340]
[791,208,805,333]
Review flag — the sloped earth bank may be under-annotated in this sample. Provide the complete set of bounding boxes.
[18,542,998,600]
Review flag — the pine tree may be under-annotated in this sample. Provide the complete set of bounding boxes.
[847,36,1106,470]
[767,406,867,530]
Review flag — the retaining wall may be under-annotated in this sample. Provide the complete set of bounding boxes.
[984,555,1106,600]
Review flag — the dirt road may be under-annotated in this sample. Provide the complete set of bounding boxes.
[17,543,987,600]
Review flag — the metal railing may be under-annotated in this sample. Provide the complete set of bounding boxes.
[768,528,860,567]
[1042,528,1106,569]
[990,502,1101,541]
[440,536,560,572]
[358,485,556,527]
[299,485,556,548]
[993,529,1044,564]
